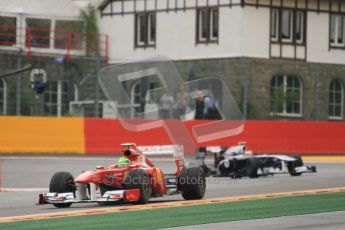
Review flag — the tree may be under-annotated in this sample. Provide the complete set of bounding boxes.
[79,4,99,56]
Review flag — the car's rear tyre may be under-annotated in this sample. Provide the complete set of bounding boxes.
[218,161,231,177]
[124,169,151,204]
[246,158,261,178]
[179,167,206,200]
[288,155,303,176]
[49,172,74,208]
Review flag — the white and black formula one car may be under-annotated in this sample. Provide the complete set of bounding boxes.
[192,143,317,178]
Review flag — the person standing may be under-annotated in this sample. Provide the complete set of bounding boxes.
[194,90,221,120]
[160,89,174,119]
[175,85,189,119]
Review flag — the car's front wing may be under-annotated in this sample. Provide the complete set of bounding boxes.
[38,188,141,205]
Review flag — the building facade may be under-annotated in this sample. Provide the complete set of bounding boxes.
[0,0,344,120]
[98,0,345,120]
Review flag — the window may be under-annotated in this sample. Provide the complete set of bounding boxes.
[270,9,305,44]
[131,81,158,114]
[44,80,76,117]
[26,18,51,48]
[148,13,156,45]
[330,15,344,47]
[44,81,58,116]
[295,11,304,43]
[286,75,301,114]
[329,79,343,119]
[211,8,219,40]
[0,79,6,115]
[282,10,293,41]
[271,75,302,116]
[54,20,83,50]
[271,9,279,41]
[0,16,17,46]
[196,8,219,43]
[135,12,156,47]
[132,82,141,111]
[61,81,70,116]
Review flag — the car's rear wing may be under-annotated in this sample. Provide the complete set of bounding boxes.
[197,146,227,159]
[137,145,185,175]
[137,145,184,160]
[199,145,255,158]
[205,146,225,153]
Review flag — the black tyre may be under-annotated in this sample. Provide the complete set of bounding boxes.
[218,161,230,177]
[246,158,261,178]
[124,169,151,204]
[49,172,75,208]
[179,167,206,200]
[288,155,303,176]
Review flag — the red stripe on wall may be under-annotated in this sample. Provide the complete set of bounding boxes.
[84,118,172,154]
[188,121,345,155]
[84,119,345,155]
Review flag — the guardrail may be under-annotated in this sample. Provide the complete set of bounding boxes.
[0,25,108,63]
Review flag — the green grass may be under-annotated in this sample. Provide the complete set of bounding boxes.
[1,192,345,230]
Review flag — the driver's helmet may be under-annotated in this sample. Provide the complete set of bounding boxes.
[116,157,130,168]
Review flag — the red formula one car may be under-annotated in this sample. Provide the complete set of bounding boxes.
[38,143,206,208]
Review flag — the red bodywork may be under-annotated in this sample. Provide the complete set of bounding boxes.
[74,146,183,197]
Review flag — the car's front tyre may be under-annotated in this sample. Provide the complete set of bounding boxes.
[287,155,303,176]
[49,172,75,208]
[124,169,152,204]
[179,167,206,200]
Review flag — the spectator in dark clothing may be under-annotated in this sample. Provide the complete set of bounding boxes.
[194,90,221,120]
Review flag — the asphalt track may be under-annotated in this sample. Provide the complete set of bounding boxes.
[0,155,344,221]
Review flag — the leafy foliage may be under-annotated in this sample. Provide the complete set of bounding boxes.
[79,4,99,55]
